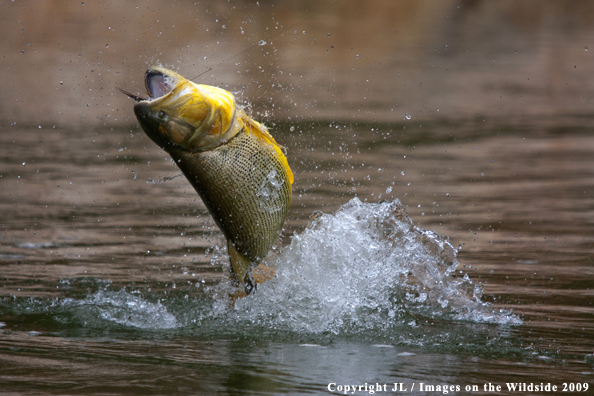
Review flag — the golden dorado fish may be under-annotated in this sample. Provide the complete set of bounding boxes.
[125,66,293,296]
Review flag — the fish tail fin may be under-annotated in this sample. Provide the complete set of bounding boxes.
[253,263,276,284]
[228,241,255,295]
[227,241,276,297]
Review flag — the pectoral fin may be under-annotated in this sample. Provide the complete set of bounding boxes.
[228,241,255,295]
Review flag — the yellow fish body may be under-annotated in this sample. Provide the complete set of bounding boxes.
[130,66,293,295]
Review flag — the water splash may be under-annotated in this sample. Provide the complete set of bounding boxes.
[61,290,178,329]
[145,173,183,184]
[9,198,519,335]
[220,198,520,334]
[256,169,285,213]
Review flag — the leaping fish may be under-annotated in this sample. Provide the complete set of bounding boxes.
[123,66,293,297]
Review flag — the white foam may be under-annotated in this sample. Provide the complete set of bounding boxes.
[225,198,521,333]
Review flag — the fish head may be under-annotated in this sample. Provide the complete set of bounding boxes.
[132,66,243,151]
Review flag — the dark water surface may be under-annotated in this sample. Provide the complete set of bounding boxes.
[1,119,593,395]
[2,0,594,394]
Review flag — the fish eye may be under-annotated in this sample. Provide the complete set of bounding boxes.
[158,111,167,119]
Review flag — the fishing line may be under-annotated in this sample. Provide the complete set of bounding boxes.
[190,0,344,81]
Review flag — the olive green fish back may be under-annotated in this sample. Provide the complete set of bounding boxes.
[169,127,292,263]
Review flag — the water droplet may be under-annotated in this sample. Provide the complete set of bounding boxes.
[22,162,25,166]
[586,46,589,51]
[258,40,266,46]
[386,186,392,194]
[400,171,405,176]
[289,126,295,132]
[405,113,411,120]
[105,44,109,48]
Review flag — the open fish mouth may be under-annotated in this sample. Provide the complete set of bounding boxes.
[145,69,177,100]
[123,66,245,152]
[118,68,179,102]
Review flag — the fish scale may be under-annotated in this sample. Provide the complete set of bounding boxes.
[168,127,292,266]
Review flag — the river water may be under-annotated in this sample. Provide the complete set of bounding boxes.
[1,119,593,394]
[1,0,594,395]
